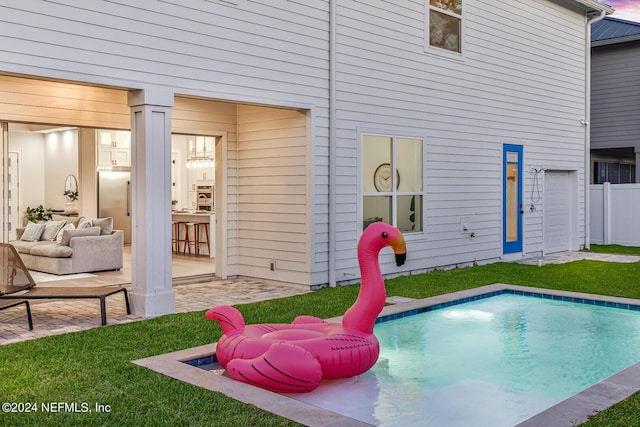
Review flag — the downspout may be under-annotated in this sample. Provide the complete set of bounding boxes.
[1,122,7,243]
[329,0,337,287]
[584,10,606,251]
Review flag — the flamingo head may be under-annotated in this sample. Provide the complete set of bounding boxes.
[360,222,406,266]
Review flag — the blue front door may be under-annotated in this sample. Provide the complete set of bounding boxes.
[503,144,523,253]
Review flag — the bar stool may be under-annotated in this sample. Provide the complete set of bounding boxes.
[195,222,210,255]
[183,222,197,255]
[171,221,178,252]
[174,221,190,254]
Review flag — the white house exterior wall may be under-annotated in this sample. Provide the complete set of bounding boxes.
[0,1,597,291]
[0,1,329,287]
[331,0,588,281]
[236,104,312,285]
[0,1,329,104]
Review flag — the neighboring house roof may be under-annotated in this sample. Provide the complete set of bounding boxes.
[592,16,640,46]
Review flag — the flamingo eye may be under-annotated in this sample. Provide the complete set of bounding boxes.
[381,232,388,239]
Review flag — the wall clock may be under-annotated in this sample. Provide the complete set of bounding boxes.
[373,163,399,192]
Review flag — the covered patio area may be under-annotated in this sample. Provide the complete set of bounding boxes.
[0,275,309,345]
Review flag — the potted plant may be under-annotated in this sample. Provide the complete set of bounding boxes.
[63,189,79,214]
[63,190,79,201]
[25,205,52,223]
[171,200,178,211]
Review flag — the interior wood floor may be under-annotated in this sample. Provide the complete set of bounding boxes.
[37,245,215,287]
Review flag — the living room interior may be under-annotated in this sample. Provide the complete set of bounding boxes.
[6,122,215,284]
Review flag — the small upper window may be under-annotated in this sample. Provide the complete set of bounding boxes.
[428,0,462,54]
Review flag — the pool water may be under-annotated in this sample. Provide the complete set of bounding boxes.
[288,294,640,426]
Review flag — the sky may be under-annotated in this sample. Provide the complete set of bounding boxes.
[602,0,640,22]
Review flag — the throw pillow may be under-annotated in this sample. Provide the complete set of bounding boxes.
[51,214,68,224]
[51,215,84,228]
[56,223,75,243]
[70,216,85,229]
[77,218,93,229]
[92,217,114,235]
[20,222,46,242]
[40,220,66,241]
[61,226,101,246]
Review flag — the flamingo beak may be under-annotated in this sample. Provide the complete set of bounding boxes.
[389,232,407,266]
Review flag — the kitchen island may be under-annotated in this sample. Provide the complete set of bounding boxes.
[172,211,215,257]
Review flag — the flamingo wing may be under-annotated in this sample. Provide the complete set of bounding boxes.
[225,342,322,393]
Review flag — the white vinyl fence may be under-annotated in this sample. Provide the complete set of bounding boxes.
[590,183,640,246]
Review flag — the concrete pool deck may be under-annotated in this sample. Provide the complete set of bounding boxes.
[0,277,311,345]
[135,283,640,427]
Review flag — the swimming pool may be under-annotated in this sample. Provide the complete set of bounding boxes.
[136,284,640,427]
[288,291,640,426]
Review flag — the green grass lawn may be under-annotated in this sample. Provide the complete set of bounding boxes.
[2,259,640,426]
[586,244,640,256]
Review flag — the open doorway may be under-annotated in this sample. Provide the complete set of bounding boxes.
[170,133,224,280]
[7,151,20,241]
[1,123,219,283]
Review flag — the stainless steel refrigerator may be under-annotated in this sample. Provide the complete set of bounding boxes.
[98,170,131,244]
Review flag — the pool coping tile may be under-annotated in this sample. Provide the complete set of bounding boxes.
[135,284,640,427]
[134,343,372,427]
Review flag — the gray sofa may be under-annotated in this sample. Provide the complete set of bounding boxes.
[11,219,124,275]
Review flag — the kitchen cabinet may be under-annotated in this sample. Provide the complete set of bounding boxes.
[196,184,214,211]
[188,180,214,211]
[98,130,131,167]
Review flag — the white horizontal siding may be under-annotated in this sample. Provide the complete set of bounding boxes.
[0,1,330,106]
[236,104,311,285]
[331,0,588,281]
[0,0,593,287]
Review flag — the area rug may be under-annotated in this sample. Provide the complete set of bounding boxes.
[28,271,97,283]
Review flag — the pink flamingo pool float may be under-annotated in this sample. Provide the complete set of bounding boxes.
[206,222,407,392]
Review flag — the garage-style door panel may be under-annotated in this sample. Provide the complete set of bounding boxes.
[544,171,571,253]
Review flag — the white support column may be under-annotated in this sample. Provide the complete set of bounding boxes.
[127,89,175,317]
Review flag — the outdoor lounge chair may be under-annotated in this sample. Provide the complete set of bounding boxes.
[0,243,130,326]
[0,299,33,330]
